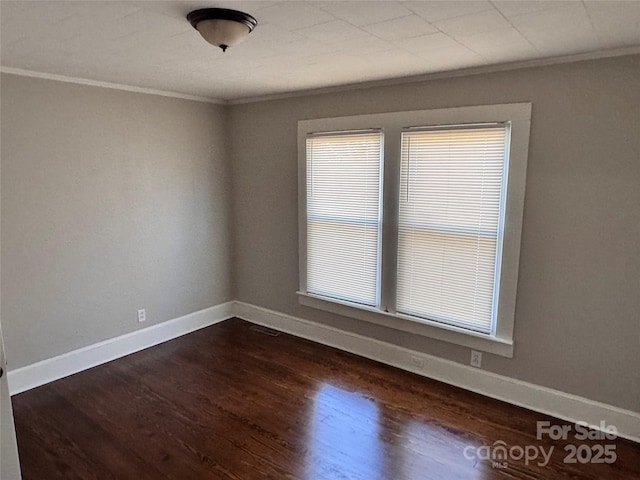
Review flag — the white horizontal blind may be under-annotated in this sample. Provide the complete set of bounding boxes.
[306,131,382,306]
[396,125,508,333]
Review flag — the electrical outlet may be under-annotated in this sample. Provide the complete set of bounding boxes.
[137,308,146,323]
[410,355,425,369]
[470,350,482,368]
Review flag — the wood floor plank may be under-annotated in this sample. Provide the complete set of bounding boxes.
[11,318,640,479]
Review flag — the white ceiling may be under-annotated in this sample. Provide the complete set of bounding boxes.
[2,1,640,102]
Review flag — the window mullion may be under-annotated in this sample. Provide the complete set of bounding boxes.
[380,125,401,313]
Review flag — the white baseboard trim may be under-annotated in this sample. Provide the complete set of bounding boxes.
[8,302,234,395]
[233,301,640,443]
[8,299,639,443]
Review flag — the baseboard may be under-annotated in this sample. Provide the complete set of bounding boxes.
[8,302,234,395]
[9,299,639,443]
[233,301,640,443]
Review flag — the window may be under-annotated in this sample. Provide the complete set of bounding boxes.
[397,125,507,334]
[306,131,383,306]
[298,104,531,357]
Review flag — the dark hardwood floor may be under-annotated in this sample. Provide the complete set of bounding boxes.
[12,318,640,479]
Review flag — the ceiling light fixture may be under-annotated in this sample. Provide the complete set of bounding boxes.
[187,8,257,52]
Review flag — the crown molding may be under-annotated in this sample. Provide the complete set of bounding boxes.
[228,45,640,105]
[2,45,639,107]
[0,66,226,105]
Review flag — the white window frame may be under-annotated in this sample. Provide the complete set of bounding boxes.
[297,103,531,358]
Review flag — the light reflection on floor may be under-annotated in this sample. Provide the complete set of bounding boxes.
[304,383,486,480]
[306,383,386,480]
[400,420,485,480]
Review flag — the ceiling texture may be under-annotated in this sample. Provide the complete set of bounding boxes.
[2,1,640,103]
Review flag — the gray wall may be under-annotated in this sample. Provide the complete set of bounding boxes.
[2,55,638,414]
[229,54,640,412]
[1,74,233,369]
[1,131,21,478]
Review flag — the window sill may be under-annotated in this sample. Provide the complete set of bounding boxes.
[297,292,514,358]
